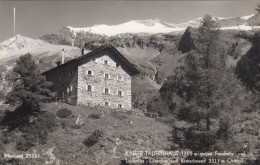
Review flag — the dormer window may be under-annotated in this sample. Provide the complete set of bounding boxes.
[116,63,120,67]
[104,60,108,65]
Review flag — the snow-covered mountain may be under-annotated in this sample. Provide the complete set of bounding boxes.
[67,19,184,36]
[67,13,260,37]
[0,34,80,70]
[0,34,47,51]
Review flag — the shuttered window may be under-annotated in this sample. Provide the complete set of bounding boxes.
[105,88,109,94]
[105,74,109,79]
[87,85,92,91]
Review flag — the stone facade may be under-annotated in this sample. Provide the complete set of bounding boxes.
[77,54,132,110]
[43,45,138,110]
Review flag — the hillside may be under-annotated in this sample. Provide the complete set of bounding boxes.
[0,28,253,108]
[0,102,173,165]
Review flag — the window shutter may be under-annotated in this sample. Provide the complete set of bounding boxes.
[122,91,124,96]
[70,86,73,92]
[92,86,95,92]
[103,88,105,93]
[92,71,94,76]
[116,76,119,81]
[86,85,88,90]
[108,74,111,79]
[122,76,124,82]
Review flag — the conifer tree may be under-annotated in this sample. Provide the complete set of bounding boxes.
[5,53,53,114]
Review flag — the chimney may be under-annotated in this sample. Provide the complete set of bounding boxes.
[62,49,65,64]
[56,61,61,67]
[82,47,89,56]
[81,47,84,56]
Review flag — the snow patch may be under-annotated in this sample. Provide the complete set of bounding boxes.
[241,14,255,20]
[221,24,260,30]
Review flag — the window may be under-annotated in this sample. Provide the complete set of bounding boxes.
[118,91,122,96]
[117,76,124,82]
[105,74,109,79]
[88,70,92,76]
[87,85,92,91]
[118,104,122,109]
[105,102,109,107]
[116,63,120,67]
[105,88,109,94]
[104,60,108,65]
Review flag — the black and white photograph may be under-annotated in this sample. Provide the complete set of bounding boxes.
[0,0,259,164]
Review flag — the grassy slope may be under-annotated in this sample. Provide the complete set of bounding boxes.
[1,103,172,165]
[117,47,160,76]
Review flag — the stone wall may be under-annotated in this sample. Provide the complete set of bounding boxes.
[77,54,132,110]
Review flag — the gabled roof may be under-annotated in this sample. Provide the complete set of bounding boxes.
[42,44,139,76]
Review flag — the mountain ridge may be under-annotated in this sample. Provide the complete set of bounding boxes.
[67,13,260,36]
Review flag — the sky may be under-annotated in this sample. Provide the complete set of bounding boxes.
[0,0,259,42]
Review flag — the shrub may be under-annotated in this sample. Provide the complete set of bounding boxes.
[15,138,35,151]
[147,94,169,116]
[56,108,72,118]
[2,109,30,130]
[88,113,101,119]
[184,128,216,152]
[19,111,57,146]
[83,130,104,147]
